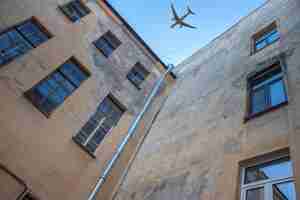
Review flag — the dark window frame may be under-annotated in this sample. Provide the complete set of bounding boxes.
[25,57,90,118]
[245,62,288,122]
[93,31,121,57]
[59,0,91,23]
[22,193,38,200]
[73,94,126,157]
[251,22,280,54]
[127,62,150,90]
[0,17,52,67]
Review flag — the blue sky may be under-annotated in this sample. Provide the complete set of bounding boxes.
[108,0,265,65]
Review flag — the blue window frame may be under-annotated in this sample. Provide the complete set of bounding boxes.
[93,31,121,57]
[60,0,91,22]
[253,22,280,53]
[0,18,51,66]
[247,63,287,118]
[25,58,89,116]
[127,63,149,89]
[73,95,125,155]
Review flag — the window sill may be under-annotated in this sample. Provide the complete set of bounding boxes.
[72,137,96,159]
[244,101,288,123]
[128,79,142,90]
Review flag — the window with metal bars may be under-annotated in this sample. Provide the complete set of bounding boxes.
[0,18,51,66]
[60,0,91,22]
[246,63,287,120]
[127,63,149,90]
[73,94,125,155]
[25,57,89,117]
[252,22,280,53]
[93,31,121,57]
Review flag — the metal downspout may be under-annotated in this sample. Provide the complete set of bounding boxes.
[87,64,175,200]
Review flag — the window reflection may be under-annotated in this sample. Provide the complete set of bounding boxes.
[273,182,296,200]
[270,79,286,106]
[246,187,264,200]
[245,157,293,184]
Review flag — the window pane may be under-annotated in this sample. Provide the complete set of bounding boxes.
[0,30,32,64]
[75,95,125,153]
[40,95,61,113]
[88,126,107,147]
[127,64,149,89]
[256,40,267,51]
[270,79,286,106]
[251,88,267,114]
[273,182,296,200]
[61,1,89,22]
[17,21,49,47]
[60,60,88,87]
[94,38,114,57]
[105,32,121,49]
[72,0,89,17]
[267,30,280,44]
[54,72,76,93]
[246,187,264,200]
[52,73,72,98]
[245,157,293,184]
[254,24,279,52]
[26,58,88,115]
[34,81,53,101]
[61,4,81,22]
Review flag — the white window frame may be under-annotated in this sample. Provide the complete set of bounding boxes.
[240,155,295,200]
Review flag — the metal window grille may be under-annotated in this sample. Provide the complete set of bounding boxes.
[74,95,125,155]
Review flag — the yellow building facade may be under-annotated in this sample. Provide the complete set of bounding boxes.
[0,0,175,199]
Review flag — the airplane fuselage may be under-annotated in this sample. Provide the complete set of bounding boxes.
[170,4,196,29]
[171,13,191,28]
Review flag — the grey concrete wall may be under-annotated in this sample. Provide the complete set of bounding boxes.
[115,0,300,199]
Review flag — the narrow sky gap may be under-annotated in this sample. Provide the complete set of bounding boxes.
[108,0,265,65]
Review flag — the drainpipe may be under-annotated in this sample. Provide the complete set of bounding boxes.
[87,64,175,200]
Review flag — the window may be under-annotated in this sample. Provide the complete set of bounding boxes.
[93,31,121,57]
[253,22,280,53]
[246,63,287,120]
[22,193,37,200]
[60,0,91,22]
[25,57,89,116]
[241,156,296,200]
[127,63,150,89]
[73,95,125,155]
[0,18,51,66]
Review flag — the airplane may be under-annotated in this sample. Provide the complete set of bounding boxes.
[170,3,197,29]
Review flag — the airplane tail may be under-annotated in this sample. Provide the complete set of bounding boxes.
[187,6,195,15]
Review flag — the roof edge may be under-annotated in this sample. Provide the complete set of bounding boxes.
[178,0,272,69]
[102,0,177,79]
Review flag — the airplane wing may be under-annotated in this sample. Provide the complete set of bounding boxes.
[171,3,180,20]
[181,21,197,29]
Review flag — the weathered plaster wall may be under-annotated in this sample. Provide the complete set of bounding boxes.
[115,0,300,199]
[0,0,174,199]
